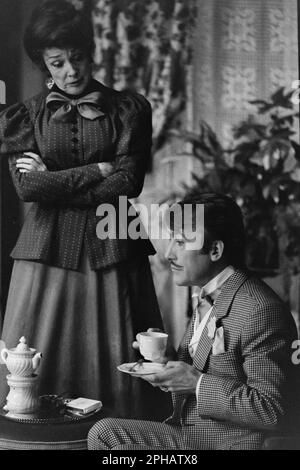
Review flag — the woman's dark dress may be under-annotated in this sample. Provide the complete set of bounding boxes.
[0,80,168,419]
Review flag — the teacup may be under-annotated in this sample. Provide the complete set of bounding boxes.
[136,331,168,361]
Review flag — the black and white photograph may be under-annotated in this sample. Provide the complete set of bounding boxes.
[0,0,299,455]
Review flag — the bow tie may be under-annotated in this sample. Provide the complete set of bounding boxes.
[196,295,213,322]
[193,288,220,307]
[46,91,105,122]
[192,288,221,324]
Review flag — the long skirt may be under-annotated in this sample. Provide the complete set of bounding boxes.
[0,253,171,419]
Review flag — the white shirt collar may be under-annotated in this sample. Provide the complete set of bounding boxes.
[192,265,235,300]
[189,266,235,358]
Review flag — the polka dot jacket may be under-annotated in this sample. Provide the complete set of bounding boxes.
[0,79,155,270]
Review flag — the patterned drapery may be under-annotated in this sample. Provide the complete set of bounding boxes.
[193,0,298,148]
[91,0,197,151]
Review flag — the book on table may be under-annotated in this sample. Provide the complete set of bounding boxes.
[65,398,103,414]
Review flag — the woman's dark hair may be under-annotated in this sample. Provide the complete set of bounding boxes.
[23,0,95,71]
[168,192,247,269]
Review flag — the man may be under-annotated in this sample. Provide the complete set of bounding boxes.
[88,193,297,450]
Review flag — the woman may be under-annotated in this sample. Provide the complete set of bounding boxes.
[0,0,167,419]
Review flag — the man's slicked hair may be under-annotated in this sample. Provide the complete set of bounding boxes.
[176,192,246,269]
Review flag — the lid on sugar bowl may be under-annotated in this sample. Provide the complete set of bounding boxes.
[13,336,36,355]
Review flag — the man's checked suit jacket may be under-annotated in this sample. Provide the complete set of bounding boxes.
[0,79,155,270]
[167,270,298,450]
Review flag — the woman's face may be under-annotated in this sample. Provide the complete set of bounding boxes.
[43,47,92,95]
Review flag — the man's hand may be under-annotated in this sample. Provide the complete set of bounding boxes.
[141,361,202,394]
[16,152,47,172]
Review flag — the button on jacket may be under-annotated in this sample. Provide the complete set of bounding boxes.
[0,80,155,270]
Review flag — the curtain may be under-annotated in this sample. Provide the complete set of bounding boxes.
[192,0,298,147]
[91,0,197,152]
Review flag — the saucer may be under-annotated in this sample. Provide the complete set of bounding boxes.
[117,362,165,376]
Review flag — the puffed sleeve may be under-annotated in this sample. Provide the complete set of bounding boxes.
[62,90,152,207]
[0,101,104,203]
[1,92,151,206]
[110,91,152,198]
[0,102,36,155]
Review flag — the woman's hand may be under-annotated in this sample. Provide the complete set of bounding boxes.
[16,152,47,172]
[98,162,115,178]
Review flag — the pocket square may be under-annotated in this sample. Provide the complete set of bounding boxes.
[212,326,225,355]
[207,316,217,339]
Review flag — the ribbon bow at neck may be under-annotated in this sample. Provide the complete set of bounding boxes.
[46,91,105,122]
[199,286,222,306]
[192,287,222,326]
[193,289,214,309]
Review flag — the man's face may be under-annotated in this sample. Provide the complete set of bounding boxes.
[165,233,213,287]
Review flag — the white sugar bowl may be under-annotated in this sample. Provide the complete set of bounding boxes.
[1,336,42,377]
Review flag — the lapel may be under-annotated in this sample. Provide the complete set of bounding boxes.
[170,270,249,424]
[169,316,195,422]
[177,315,195,364]
[193,269,249,372]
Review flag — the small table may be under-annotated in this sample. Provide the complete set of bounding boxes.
[0,396,107,450]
